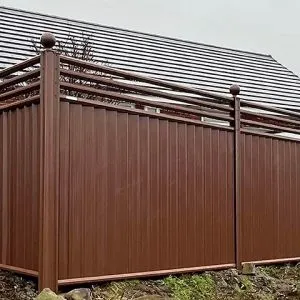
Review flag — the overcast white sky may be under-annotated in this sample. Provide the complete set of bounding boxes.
[1,0,300,75]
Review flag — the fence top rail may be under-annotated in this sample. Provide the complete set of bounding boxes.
[60,81,233,123]
[241,118,300,135]
[240,109,300,127]
[60,68,233,113]
[60,94,234,131]
[0,81,40,101]
[59,55,300,124]
[0,68,40,90]
[60,55,234,104]
[239,99,300,134]
[240,99,300,119]
[59,55,300,133]
[0,94,40,112]
[0,55,40,78]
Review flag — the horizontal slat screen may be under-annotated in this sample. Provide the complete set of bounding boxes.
[1,6,300,108]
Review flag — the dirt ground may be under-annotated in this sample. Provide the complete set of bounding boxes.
[0,269,38,300]
[1,263,300,299]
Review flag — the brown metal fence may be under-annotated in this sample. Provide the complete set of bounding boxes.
[0,56,41,277]
[240,134,300,264]
[0,104,40,275]
[58,102,235,283]
[1,37,300,292]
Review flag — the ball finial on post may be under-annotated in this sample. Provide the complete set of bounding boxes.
[230,84,240,97]
[40,32,56,49]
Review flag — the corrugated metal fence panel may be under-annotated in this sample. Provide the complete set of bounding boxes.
[58,101,235,280]
[240,133,300,262]
[0,104,40,272]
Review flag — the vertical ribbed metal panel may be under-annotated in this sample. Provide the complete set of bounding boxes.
[0,104,40,272]
[58,102,235,280]
[240,133,300,262]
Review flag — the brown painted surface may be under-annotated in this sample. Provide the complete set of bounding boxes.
[240,133,300,262]
[0,104,40,272]
[58,101,235,280]
[3,52,300,291]
[38,50,60,291]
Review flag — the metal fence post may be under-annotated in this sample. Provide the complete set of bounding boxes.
[230,84,241,270]
[38,33,60,292]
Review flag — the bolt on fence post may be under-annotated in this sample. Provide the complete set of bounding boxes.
[38,32,60,292]
[230,84,241,270]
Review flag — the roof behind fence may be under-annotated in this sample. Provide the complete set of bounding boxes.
[1,6,300,109]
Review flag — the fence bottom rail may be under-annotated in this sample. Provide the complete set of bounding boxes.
[0,264,38,277]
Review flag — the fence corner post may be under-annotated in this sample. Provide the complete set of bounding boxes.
[230,84,241,270]
[38,33,60,292]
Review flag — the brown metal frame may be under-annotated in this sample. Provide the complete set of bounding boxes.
[232,96,241,269]
[38,50,60,291]
[1,46,300,292]
[57,264,236,286]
